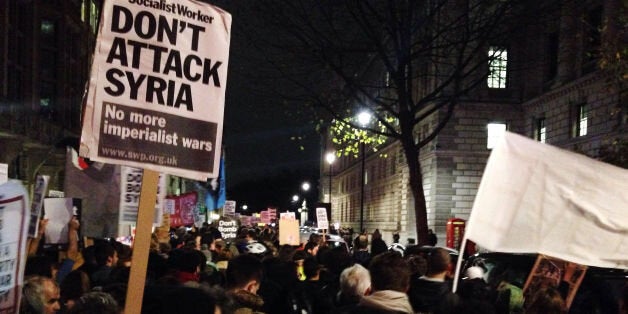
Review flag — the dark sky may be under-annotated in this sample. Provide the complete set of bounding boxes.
[219,2,321,211]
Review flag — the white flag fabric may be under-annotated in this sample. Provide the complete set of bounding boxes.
[465,132,628,270]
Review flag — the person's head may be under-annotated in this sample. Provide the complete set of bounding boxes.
[368,251,410,293]
[524,286,567,314]
[168,248,203,274]
[372,229,382,239]
[67,291,119,314]
[200,232,215,251]
[304,241,319,256]
[308,233,322,245]
[356,235,369,250]
[339,263,371,298]
[426,248,451,277]
[303,256,322,280]
[94,243,118,267]
[226,254,263,294]
[22,276,61,314]
[60,270,91,310]
[393,233,400,243]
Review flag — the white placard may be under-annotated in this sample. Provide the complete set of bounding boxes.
[118,166,166,235]
[28,175,49,237]
[0,181,30,313]
[223,200,236,217]
[80,0,232,180]
[316,207,329,230]
[0,164,7,184]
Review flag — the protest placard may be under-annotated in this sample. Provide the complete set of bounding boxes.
[0,181,30,313]
[280,212,296,221]
[118,166,166,234]
[0,164,7,184]
[80,0,231,181]
[217,216,238,240]
[166,192,197,227]
[316,207,329,230]
[28,175,49,237]
[43,198,81,245]
[260,211,271,224]
[223,200,236,217]
[523,255,587,309]
[279,219,300,246]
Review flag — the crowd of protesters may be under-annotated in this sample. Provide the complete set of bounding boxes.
[21,218,627,314]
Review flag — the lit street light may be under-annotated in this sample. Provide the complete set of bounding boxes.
[325,152,336,203]
[357,111,371,233]
[301,182,310,191]
[292,194,299,202]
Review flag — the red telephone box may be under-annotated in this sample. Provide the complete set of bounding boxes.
[446,218,466,250]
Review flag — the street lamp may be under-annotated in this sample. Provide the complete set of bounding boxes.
[301,182,310,192]
[292,194,299,202]
[325,152,336,203]
[357,111,371,233]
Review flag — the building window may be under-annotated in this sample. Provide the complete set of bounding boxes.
[574,104,589,137]
[488,46,508,89]
[487,123,507,149]
[535,118,546,143]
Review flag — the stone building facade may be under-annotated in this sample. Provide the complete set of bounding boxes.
[323,0,626,245]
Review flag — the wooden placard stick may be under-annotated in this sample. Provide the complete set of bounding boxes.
[124,169,159,314]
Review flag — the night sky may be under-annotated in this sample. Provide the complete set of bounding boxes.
[220,2,321,212]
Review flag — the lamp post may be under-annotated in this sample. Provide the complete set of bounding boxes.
[325,152,336,203]
[357,111,371,233]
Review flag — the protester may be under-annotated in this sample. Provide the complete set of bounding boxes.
[347,251,413,314]
[66,291,120,314]
[335,263,371,310]
[352,235,371,267]
[408,247,459,313]
[21,275,61,314]
[90,242,118,288]
[428,229,438,246]
[370,229,388,257]
[225,254,265,313]
[524,286,567,314]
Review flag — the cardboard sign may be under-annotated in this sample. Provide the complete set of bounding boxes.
[268,207,277,221]
[279,219,300,246]
[239,215,251,227]
[79,0,232,180]
[280,212,296,221]
[316,207,329,230]
[28,175,49,237]
[0,181,31,313]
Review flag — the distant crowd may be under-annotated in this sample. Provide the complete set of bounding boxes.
[21,218,627,314]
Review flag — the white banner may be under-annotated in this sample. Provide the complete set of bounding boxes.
[0,181,31,313]
[80,0,231,180]
[465,132,628,270]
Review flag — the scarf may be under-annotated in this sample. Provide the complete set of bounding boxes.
[359,290,414,313]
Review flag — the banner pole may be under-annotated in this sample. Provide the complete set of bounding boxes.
[125,169,159,314]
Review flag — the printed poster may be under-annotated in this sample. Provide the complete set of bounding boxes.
[80,0,232,180]
[523,255,587,309]
[28,175,49,237]
[0,181,31,313]
[166,192,197,227]
[316,207,329,230]
[223,200,236,217]
[118,166,167,236]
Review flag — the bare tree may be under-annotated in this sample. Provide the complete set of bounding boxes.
[233,0,559,244]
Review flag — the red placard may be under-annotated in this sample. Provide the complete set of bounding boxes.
[166,192,197,227]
